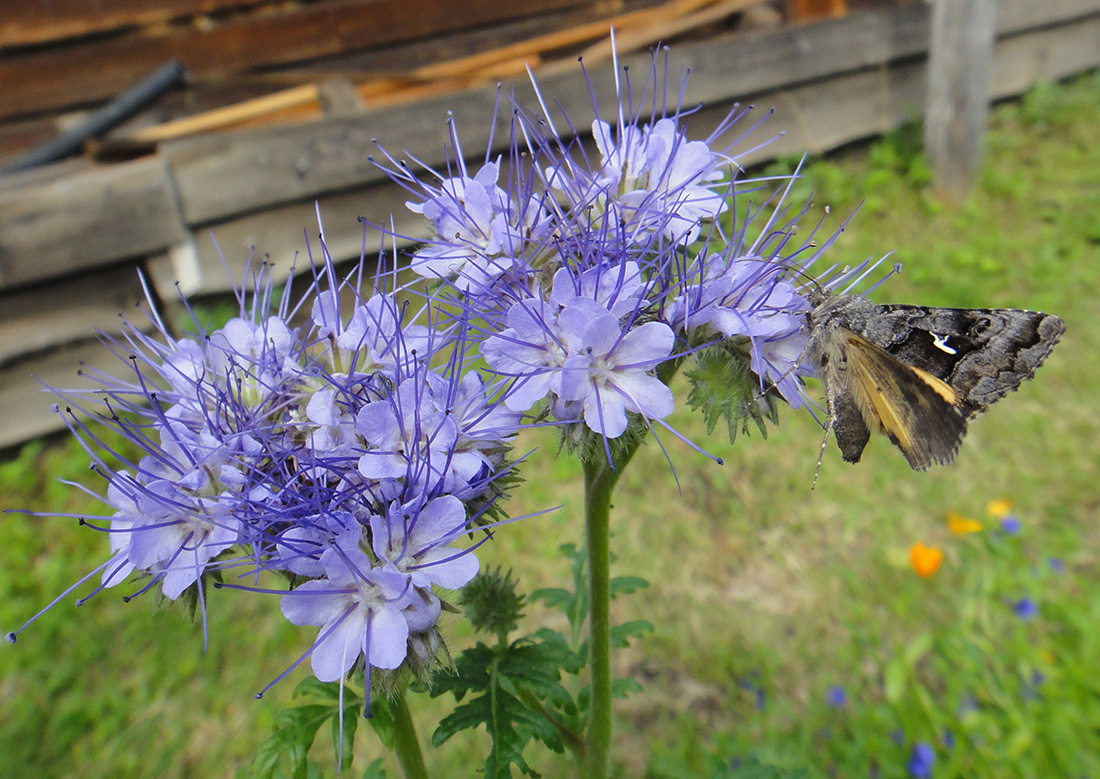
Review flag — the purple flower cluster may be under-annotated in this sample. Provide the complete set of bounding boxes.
[387,56,831,444]
[14,50,847,692]
[12,261,520,689]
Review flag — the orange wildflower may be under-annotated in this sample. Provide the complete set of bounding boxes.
[910,543,943,578]
[947,511,983,535]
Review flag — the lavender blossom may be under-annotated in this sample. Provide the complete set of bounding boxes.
[280,548,417,679]
[406,160,552,285]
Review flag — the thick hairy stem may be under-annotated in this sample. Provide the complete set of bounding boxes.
[580,433,643,779]
[392,691,430,779]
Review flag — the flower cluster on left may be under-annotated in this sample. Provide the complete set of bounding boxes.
[9,261,521,691]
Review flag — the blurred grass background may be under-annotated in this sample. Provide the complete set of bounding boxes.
[2,71,1098,778]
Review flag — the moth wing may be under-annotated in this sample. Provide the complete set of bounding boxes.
[843,331,968,470]
[870,306,1065,416]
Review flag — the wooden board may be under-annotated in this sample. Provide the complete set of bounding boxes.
[690,11,1100,166]
[0,1,264,48]
[0,157,185,290]
[161,0,1100,226]
[0,339,145,450]
[146,184,429,298]
[0,262,148,366]
[0,0,586,119]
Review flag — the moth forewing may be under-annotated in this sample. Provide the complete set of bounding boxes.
[843,333,968,470]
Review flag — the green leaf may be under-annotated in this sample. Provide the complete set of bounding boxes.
[331,704,359,773]
[530,544,590,640]
[365,696,397,751]
[293,677,344,702]
[252,704,333,779]
[431,636,579,777]
[361,757,388,778]
[610,678,644,699]
[610,619,653,647]
[529,587,573,611]
[609,576,650,597]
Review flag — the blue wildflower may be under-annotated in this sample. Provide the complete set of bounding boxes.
[907,742,936,778]
[1013,597,1038,620]
[1000,515,1022,535]
[825,685,847,707]
[942,729,955,750]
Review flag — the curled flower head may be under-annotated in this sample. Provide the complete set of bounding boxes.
[407,160,552,283]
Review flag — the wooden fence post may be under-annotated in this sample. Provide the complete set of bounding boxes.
[924,0,997,202]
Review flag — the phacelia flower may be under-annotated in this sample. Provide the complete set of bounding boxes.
[280,548,417,680]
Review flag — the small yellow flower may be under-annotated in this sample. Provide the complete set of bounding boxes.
[910,543,943,578]
[947,511,984,534]
[986,498,1013,518]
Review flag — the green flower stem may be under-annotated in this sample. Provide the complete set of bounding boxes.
[580,435,643,779]
[580,356,682,778]
[392,691,430,779]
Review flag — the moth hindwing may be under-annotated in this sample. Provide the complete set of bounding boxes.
[805,291,1064,471]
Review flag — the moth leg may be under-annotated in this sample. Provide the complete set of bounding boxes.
[812,420,831,491]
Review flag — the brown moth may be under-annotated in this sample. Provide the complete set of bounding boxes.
[804,290,1064,474]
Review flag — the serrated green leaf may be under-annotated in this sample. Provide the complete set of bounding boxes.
[251,728,292,779]
[431,635,578,777]
[530,628,585,675]
[610,619,653,647]
[684,346,783,444]
[365,696,396,751]
[331,703,359,772]
[292,677,344,701]
[530,587,573,611]
[609,576,650,597]
[610,678,644,699]
[254,703,332,779]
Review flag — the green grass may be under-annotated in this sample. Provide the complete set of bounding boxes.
[3,71,1100,778]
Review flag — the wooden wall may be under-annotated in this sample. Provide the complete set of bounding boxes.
[1,0,1099,448]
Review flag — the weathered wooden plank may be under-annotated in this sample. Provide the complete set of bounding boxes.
[706,11,1100,166]
[0,1,266,49]
[162,9,1100,297]
[924,0,997,201]
[147,184,429,298]
[163,0,1100,226]
[0,262,147,366]
[0,339,144,449]
[0,157,186,290]
[0,0,587,119]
